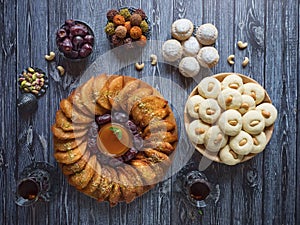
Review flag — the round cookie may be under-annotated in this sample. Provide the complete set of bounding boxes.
[218,109,242,136]
[256,103,278,127]
[171,19,194,41]
[251,132,267,154]
[179,57,200,77]
[204,125,228,152]
[217,89,242,110]
[196,47,219,68]
[219,145,243,165]
[187,119,210,145]
[195,23,218,45]
[182,36,201,57]
[242,110,265,135]
[186,95,204,119]
[229,130,254,155]
[221,74,244,93]
[197,76,221,99]
[238,94,256,115]
[162,39,183,62]
[198,98,221,124]
[243,83,265,105]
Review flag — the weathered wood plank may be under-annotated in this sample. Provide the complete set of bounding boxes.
[263,0,298,225]
[0,0,18,225]
[202,1,235,225]
[231,1,266,225]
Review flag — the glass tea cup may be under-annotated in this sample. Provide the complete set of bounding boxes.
[15,162,56,207]
[184,170,211,208]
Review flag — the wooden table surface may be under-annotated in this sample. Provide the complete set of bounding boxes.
[1,0,299,224]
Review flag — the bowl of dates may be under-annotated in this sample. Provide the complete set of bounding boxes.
[56,19,95,60]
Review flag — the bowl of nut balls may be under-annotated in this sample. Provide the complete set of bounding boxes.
[56,19,95,60]
[104,7,151,49]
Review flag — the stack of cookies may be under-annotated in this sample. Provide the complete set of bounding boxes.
[185,73,277,165]
[162,19,219,77]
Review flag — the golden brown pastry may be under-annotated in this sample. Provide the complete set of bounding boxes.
[54,141,87,165]
[60,98,94,124]
[53,136,85,151]
[106,166,122,206]
[62,150,90,175]
[52,74,178,206]
[80,76,108,115]
[68,155,97,189]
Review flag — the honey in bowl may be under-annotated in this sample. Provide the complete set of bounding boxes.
[97,123,132,157]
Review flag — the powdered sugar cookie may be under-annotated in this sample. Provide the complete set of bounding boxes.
[217,89,242,110]
[219,145,243,165]
[242,110,265,135]
[243,83,265,105]
[162,39,183,62]
[196,47,219,68]
[204,125,228,152]
[198,98,221,124]
[251,132,267,154]
[256,103,278,127]
[229,130,253,155]
[186,95,204,119]
[218,109,242,136]
[171,19,194,41]
[187,119,210,145]
[182,36,201,57]
[179,57,200,77]
[197,76,221,99]
[195,23,218,45]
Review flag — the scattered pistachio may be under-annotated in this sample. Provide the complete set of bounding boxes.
[18,67,48,97]
[27,67,35,73]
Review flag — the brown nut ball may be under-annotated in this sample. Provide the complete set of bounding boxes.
[119,8,131,21]
[137,35,147,47]
[140,20,149,33]
[130,26,142,39]
[115,26,127,39]
[107,9,119,21]
[124,37,134,49]
[104,22,115,36]
[124,21,132,33]
[130,14,142,26]
[111,34,124,47]
[113,15,125,26]
[134,9,146,20]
